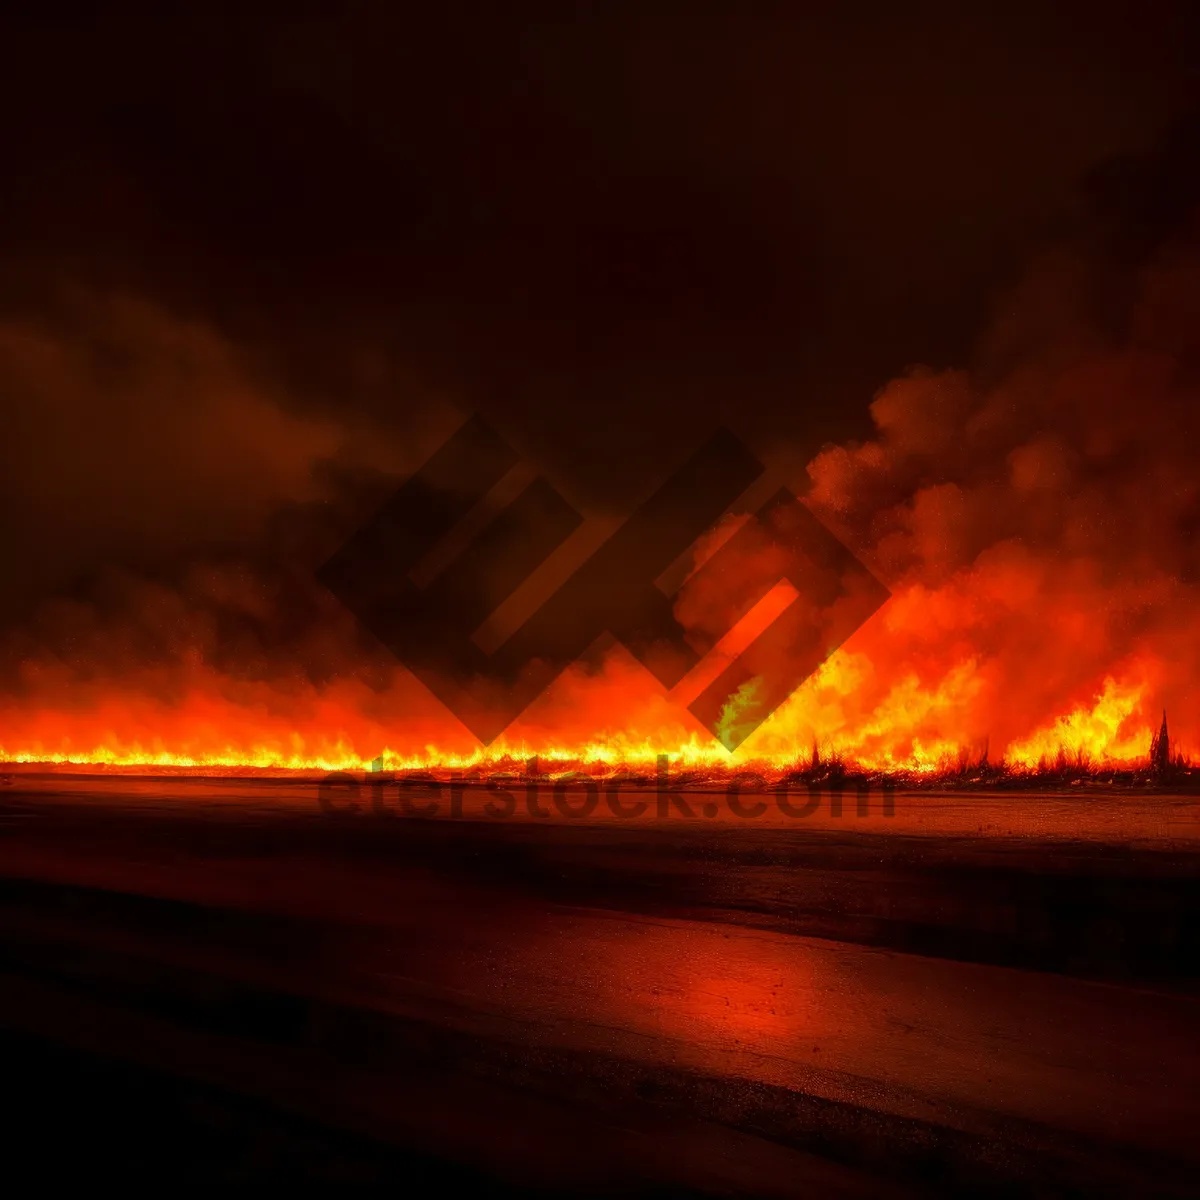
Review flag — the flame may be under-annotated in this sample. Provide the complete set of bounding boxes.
[1005,677,1150,769]
[0,640,1181,780]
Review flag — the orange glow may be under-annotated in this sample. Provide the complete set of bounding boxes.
[0,639,1183,780]
[4,342,1197,783]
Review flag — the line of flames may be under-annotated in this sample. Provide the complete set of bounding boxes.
[0,676,1189,782]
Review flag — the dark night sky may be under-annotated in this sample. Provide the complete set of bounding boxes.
[2,1,1199,629]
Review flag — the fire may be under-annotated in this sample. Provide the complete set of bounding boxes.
[0,645,1182,781]
[1004,677,1151,770]
[4,233,1199,783]
[0,513,1189,783]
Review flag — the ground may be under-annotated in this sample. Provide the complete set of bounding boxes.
[0,776,1196,1195]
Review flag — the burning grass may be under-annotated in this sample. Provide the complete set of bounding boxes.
[2,739,1194,792]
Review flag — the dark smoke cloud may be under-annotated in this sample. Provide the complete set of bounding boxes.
[4,3,1198,508]
[0,285,457,629]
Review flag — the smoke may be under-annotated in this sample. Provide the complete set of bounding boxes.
[767,210,1200,762]
[3,127,1200,769]
[0,284,476,765]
